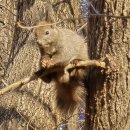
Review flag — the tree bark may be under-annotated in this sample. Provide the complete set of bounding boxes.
[87,0,130,130]
[0,0,84,129]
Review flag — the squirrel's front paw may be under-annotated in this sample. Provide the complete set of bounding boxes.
[41,56,54,68]
[46,59,55,68]
[41,58,49,68]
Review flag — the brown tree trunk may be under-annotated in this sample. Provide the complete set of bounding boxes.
[87,0,130,130]
[0,0,83,129]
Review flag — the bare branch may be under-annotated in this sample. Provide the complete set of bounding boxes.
[77,23,87,32]
[17,20,64,30]
[16,110,35,130]
[0,60,105,96]
[88,14,130,19]
[89,2,99,14]
[0,77,35,95]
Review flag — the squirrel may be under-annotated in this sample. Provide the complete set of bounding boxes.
[34,21,89,113]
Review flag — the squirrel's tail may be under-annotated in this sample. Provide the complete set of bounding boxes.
[55,80,86,114]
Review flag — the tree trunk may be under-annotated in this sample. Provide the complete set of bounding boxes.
[87,0,130,130]
[0,0,83,129]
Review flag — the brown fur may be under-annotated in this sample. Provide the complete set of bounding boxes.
[55,76,86,113]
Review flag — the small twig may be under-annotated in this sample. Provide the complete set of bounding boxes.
[77,23,87,32]
[16,110,36,130]
[89,2,99,14]
[0,76,36,96]
[27,111,38,130]
[17,20,64,30]
[88,14,130,18]
[0,60,105,96]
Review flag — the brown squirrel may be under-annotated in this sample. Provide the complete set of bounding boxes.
[35,21,89,113]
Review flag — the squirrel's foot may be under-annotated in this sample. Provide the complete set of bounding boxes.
[57,71,70,83]
[69,59,84,78]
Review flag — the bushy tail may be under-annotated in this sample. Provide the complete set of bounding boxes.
[55,80,86,114]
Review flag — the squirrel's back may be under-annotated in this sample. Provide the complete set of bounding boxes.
[57,28,89,63]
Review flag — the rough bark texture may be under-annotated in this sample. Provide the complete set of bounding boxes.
[1,0,129,130]
[0,0,83,129]
[87,0,130,130]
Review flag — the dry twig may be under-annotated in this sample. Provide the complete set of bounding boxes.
[17,21,64,30]
[77,23,87,32]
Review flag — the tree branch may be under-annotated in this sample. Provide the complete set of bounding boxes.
[0,60,105,96]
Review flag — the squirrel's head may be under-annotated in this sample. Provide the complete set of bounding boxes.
[35,21,59,48]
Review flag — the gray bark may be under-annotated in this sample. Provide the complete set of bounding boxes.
[87,0,130,130]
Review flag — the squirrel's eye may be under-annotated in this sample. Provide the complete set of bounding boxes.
[45,31,49,35]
